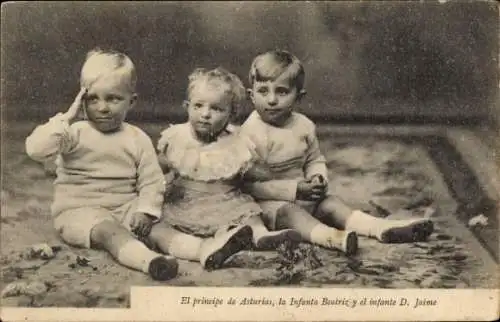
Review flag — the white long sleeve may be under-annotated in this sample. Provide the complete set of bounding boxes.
[303,124,329,181]
[25,113,77,161]
[135,131,166,219]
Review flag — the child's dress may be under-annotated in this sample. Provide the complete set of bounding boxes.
[157,123,262,237]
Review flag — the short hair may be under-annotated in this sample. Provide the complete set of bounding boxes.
[187,67,246,114]
[80,48,137,92]
[248,50,305,92]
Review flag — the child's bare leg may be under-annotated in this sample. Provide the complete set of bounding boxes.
[149,224,200,260]
[316,196,434,243]
[149,223,253,270]
[245,215,302,250]
[314,195,353,228]
[275,203,358,255]
[90,220,178,281]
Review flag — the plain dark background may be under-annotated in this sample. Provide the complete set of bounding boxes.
[1,1,498,125]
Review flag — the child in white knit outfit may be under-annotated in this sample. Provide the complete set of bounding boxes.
[241,50,434,255]
[25,49,178,280]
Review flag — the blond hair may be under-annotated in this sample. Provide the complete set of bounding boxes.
[80,48,137,91]
[186,67,246,114]
[249,50,305,92]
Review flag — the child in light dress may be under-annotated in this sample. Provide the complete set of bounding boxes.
[146,67,301,270]
[25,49,178,280]
[241,50,434,254]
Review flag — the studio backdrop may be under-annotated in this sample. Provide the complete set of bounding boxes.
[2,1,498,124]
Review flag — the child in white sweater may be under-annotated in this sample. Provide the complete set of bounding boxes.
[241,50,434,255]
[25,49,178,280]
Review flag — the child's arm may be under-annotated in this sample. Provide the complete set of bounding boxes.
[242,177,324,202]
[135,131,166,221]
[242,162,273,182]
[242,179,299,202]
[239,134,273,182]
[303,123,329,181]
[156,125,179,197]
[25,88,86,161]
[159,158,178,199]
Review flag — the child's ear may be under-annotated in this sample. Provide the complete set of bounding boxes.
[297,89,307,102]
[182,100,190,109]
[129,93,138,108]
[246,89,254,102]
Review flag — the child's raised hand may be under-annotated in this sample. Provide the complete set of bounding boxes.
[130,212,155,238]
[63,87,87,122]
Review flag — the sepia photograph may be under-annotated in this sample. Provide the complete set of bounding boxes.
[1,1,498,320]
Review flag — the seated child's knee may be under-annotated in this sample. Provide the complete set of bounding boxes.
[317,197,335,213]
[89,219,112,239]
[54,207,114,249]
[276,202,299,219]
[317,195,344,212]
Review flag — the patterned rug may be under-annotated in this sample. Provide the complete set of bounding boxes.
[1,124,497,308]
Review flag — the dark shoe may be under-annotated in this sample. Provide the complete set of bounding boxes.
[201,225,253,271]
[148,256,179,281]
[254,229,302,250]
[379,219,434,243]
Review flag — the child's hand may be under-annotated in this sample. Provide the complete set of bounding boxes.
[158,153,171,173]
[130,212,155,237]
[163,168,178,183]
[63,87,87,123]
[310,174,327,187]
[296,178,326,201]
[310,174,328,199]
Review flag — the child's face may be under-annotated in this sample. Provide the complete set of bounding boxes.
[186,81,233,141]
[249,77,299,126]
[83,74,136,133]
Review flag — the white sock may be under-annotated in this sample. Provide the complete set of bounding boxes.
[251,224,270,242]
[117,240,161,273]
[345,210,382,238]
[167,234,203,261]
[309,224,344,250]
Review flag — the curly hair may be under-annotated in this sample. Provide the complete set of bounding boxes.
[186,67,246,115]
